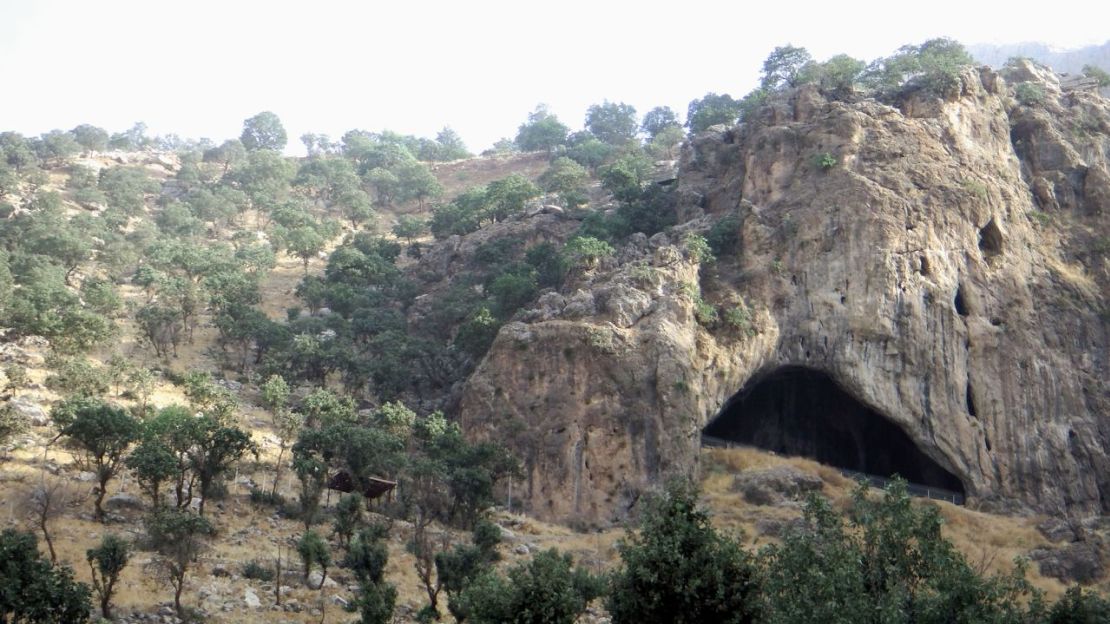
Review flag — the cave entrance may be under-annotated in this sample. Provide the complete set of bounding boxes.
[704,367,965,497]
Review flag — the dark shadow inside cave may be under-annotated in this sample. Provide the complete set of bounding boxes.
[704,367,965,495]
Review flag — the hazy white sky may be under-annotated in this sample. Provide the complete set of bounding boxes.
[1,0,1107,154]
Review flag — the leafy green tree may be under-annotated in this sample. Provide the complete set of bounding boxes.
[144,509,213,617]
[79,277,122,317]
[686,92,742,133]
[294,156,361,204]
[683,232,714,265]
[641,106,681,139]
[261,374,302,496]
[706,211,743,256]
[454,306,500,358]
[609,180,677,238]
[347,526,397,624]
[563,236,614,270]
[607,480,758,624]
[565,132,615,170]
[240,111,288,151]
[646,124,685,159]
[202,138,247,175]
[430,186,486,238]
[233,149,294,209]
[35,130,80,166]
[44,355,110,398]
[1015,82,1046,106]
[396,160,443,208]
[292,436,328,528]
[137,406,202,509]
[538,157,590,207]
[187,416,256,515]
[460,549,604,624]
[392,215,428,244]
[286,225,327,273]
[125,434,178,507]
[1,131,39,171]
[0,250,11,313]
[525,242,566,288]
[54,398,140,521]
[155,200,205,238]
[0,161,17,200]
[486,138,517,155]
[86,533,130,619]
[136,302,184,357]
[107,122,151,151]
[1082,64,1110,88]
[0,529,91,623]
[802,54,867,99]
[430,127,471,161]
[296,529,331,589]
[912,38,975,97]
[70,124,109,152]
[99,166,159,215]
[7,267,113,352]
[599,152,653,202]
[437,520,502,621]
[488,268,538,318]
[761,481,1040,624]
[1047,586,1110,623]
[300,133,335,156]
[333,493,366,550]
[515,105,569,152]
[585,101,639,145]
[338,188,375,228]
[364,167,402,208]
[25,210,93,285]
[485,174,540,222]
[863,38,974,99]
[761,45,814,90]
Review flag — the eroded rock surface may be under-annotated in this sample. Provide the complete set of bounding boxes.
[460,66,1109,525]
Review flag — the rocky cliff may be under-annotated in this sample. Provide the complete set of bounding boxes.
[459,63,1110,525]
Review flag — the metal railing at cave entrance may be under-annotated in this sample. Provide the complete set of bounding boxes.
[700,433,966,506]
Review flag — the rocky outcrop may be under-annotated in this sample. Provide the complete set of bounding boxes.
[731,466,824,506]
[460,66,1109,525]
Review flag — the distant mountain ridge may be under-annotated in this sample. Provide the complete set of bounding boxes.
[968,40,1110,75]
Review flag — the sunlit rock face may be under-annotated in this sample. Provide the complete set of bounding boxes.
[460,65,1110,525]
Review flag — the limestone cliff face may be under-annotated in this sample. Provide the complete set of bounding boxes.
[460,65,1110,525]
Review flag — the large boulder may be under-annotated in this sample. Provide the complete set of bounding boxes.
[1029,540,1105,584]
[732,466,824,506]
[7,398,49,427]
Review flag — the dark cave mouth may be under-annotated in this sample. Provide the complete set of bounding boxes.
[704,367,966,496]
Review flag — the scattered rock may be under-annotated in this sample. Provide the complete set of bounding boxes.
[7,398,49,426]
[732,466,824,506]
[1037,517,1078,543]
[755,516,807,538]
[307,570,337,588]
[1029,540,1105,583]
[243,588,261,609]
[214,378,242,392]
[514,544,530,556]
[105,492,144,511]
[74,471,97,483]
[563,290,597,318]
